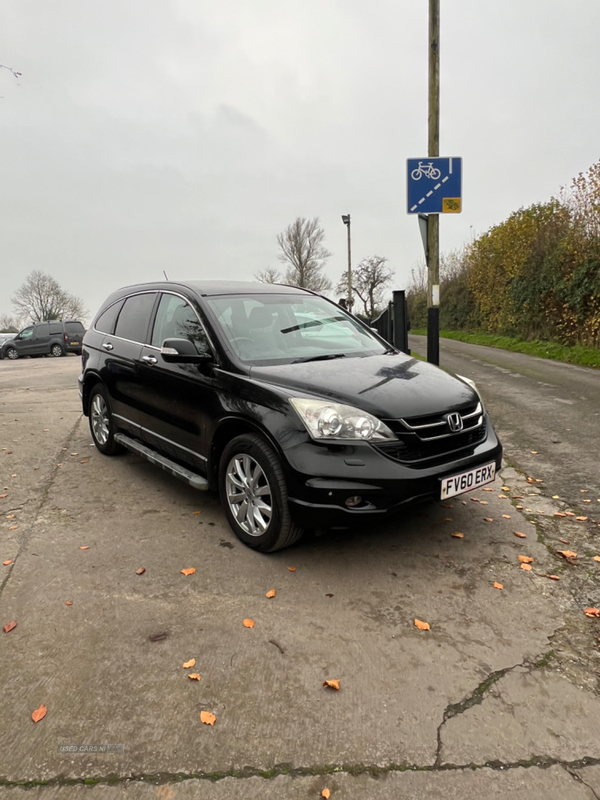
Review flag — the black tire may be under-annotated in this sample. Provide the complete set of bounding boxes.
[5,347,18,360]
[219,433,304,552]
[88,384,124,455]
[51,344,64,357]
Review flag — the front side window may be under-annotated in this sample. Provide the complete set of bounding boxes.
[114,294,156,343]
[151,294,210,354]
[207,294,386,364]
[35,324,50,338]
[19,327,34,340]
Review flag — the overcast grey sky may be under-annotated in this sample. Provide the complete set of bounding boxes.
[1,0,599,323]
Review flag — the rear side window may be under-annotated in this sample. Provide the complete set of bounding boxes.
[114,294,157,343]
[35,324,50,338]
[49,323,62,334]
[65,322,84,333]
[95,301,124,335]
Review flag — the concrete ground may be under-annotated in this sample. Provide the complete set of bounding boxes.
[1,357,600,799]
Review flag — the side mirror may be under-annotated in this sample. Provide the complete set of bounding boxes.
[160,338,212,364]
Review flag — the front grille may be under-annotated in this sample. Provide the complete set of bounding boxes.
[375,402,486,466]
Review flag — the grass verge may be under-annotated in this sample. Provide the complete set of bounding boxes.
[410,330,600,369]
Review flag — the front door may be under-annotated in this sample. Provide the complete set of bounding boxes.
[137,293,215,473]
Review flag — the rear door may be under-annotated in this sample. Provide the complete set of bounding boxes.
[100,292,158,437]
[64,321,84,351]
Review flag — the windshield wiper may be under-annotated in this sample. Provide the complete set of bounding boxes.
[292,353,347,364]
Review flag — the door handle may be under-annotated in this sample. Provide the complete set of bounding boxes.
[142,355,158,365]
[102,342,114,351]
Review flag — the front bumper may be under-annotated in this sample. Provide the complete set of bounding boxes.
[283,416,502,528]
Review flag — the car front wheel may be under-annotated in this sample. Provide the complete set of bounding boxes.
[219,434,304,552]
[5,347,18,360]
[88,384,124,455]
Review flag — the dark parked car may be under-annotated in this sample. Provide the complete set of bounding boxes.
[79,281,502,551]
[0,320,85,360]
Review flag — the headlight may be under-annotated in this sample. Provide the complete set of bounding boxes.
[456,375,485,411]
[290,398,397,441]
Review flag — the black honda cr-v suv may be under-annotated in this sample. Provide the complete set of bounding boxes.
[79,281,502,552]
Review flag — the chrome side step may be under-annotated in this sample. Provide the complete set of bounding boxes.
[114,433,209,491]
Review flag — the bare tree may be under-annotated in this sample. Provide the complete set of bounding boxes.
[336,256,394,318]
[0,314,20,332]
[277,217,332,293]
[12,271,87,324]
[254,266,282,284]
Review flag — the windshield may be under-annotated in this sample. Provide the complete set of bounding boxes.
[207,294,388,364]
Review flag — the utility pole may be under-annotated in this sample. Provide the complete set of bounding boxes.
[427,0,440,366]
[341,214,352,308]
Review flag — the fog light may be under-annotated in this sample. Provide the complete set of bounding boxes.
[345,495,362,507]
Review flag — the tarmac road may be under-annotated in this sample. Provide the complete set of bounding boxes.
[1,356,600,799]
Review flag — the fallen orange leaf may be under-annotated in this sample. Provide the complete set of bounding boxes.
[498,494,508,499]
[517,555,534,563]
[482,487,493,491]
[593,556,600,563]
[547,575,560,580]
[483,517,493,522]
[65,601,73,606]
[3,621,17,633]
[200,711,216,725]
[323,679,340,690]
[31,705,47,723]
[576,516,588,521]
[8,525,18,530]
[79,546,89,550]
[480,501,489,505]
[554,512,566,518]
[565,511,576,517]
[470,497,480,503]
[557,550,577,560]
[514,532,527,539]
[502,514,511,519]
[287,566,296,572]
[559,539,569,544]
[182,659,196,669]
[3,559,12,566]
[192,511,202,515]
[442,517,452,521]
[493,582,503,590]
[188,673,201,681]
[266,589,276,598]
[520,563,532,571]
[414,619,430,631]
[322,789,331,799]
[451,532,464,538]
[501,486,510,491]
[243,618,255,628]
[0,494,7,499]
[136,567,146,575]
[584,608,600,618]
[180,568,196,576]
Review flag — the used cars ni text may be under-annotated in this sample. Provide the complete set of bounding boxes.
[79,281,502,551]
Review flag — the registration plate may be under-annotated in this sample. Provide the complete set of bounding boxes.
[70,341,79,345]
[440,462,496,499]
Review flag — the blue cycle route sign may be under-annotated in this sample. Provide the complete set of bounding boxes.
[407,157,462,214]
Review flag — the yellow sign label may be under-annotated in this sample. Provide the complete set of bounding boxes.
[443,198,461,213]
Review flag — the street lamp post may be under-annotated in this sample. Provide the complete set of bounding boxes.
[341,214,352,308]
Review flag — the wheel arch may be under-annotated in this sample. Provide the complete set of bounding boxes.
[81,372,105,417]
[208,416,284,492]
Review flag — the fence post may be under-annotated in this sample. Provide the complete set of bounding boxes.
[392,290,410,354]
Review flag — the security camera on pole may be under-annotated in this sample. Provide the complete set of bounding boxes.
[406,0,462,366]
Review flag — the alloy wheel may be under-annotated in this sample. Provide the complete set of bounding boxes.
[225,454,273,536]
[91,393,110,446]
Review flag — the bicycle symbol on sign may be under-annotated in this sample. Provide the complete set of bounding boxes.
[410,161,441,181]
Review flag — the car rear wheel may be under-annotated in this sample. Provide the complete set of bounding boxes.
[88,384,124,455]
[219,434,304,552]
[5,347,18,360]
[51,344,64,357]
